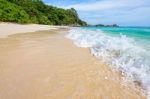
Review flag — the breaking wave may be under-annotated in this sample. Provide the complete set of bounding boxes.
[67,28,150,98]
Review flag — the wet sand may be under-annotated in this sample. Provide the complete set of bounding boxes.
[0,29,146,99]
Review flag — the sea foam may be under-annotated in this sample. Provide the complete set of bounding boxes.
[67,28,150,98]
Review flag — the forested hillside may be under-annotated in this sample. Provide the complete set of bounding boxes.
[0,0,87,26]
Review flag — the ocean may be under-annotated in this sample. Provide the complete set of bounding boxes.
[67,26,150,98]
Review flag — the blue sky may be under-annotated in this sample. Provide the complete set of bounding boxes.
[43,0,150,26]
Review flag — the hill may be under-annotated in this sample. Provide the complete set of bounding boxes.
[0,0,87,26]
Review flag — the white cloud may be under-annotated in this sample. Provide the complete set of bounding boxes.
[47,0,150,26]
[64,0,150,11]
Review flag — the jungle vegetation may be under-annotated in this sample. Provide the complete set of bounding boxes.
[0,0,87,26]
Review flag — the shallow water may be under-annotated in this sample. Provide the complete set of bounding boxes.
[67,27,150,98]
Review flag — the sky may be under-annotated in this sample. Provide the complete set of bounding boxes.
[43,0,150,26]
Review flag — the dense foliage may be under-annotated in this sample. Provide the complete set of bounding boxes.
[0,0,87,26]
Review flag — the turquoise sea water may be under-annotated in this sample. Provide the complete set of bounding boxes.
[67,26,150,98]
[84,27,150,49]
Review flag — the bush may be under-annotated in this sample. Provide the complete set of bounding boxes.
[0,0,87,26]
[0,0,29,23]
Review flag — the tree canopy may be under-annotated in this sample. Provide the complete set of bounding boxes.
[0,0,87,26]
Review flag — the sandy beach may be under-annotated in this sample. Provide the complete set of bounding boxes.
[0,22,68,38]
[0,23,146,99]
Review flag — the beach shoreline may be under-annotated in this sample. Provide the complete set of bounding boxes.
[0,23,146,99]
[0,22,69,38]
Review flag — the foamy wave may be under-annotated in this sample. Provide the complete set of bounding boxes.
[67,28,150,98]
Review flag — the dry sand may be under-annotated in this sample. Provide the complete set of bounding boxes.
[0,22,68,38]
[0,23,146,99]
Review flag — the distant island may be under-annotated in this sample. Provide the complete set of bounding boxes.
[92,24,119,27]
[0,0,87,26]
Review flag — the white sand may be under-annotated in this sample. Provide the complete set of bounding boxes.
[0,29,145,99]
[0,22,67,38]
[0,23,145,99]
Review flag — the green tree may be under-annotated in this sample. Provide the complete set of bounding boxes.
[0,0,29,23]
[0,0,87,26]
